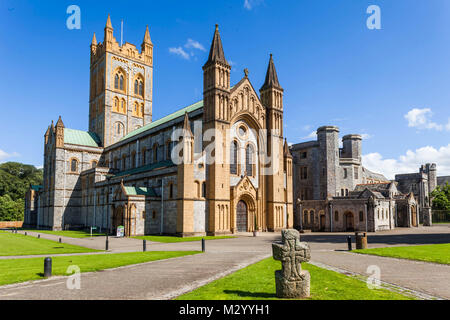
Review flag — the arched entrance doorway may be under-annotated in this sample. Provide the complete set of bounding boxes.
[113,206,124,233]
[344,212,354,231]
[319,214,326,231]
[236,200,248,232]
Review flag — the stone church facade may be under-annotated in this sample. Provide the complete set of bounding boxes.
[25,16,294,236]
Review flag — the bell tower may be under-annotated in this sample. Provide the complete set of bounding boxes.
[260,54,287,231]
[89,15,154,147]
[202,24,232,235]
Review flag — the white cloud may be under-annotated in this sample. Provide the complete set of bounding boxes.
[404,108,444,131]
[169,47,190,60]
[301,131,317,140]
[185,38,206,51]
[244,0,263,10]
[0,149,20,162]
[361,133,373,140]
[362,144,450,179]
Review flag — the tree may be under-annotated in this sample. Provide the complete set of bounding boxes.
[0,162,42,221]
[431,183,450,211]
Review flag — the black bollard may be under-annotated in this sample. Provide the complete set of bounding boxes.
[201,238,205,252]
[143,240,147,252]
[347,236,352,251]
[44,257,52,278]
[105,235,109,251]
[25,232,27,236]
[59,238,62,243]
[38,234,40,239]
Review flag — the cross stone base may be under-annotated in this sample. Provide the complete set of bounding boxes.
[275,269,310,298]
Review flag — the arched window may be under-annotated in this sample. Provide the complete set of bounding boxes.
[91,160,98,169]
[245,144,254,177]
[122,154,127,171]
[142,148,147,166]
[310,210,315,225]
[133,102,139,117]
[119,75,124,91]
[230,141,238,175]
[202,182,206,198]
[121,99,126,114]
[113,97,119,113]
[153,144,158,163]
[139,81,144,96]
[134,80,139,95]
[169,183,173,199]
[114,74,119,89]
[70,158,78,173]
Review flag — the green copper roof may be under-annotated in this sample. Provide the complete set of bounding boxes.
[64,128,101,147]
[120,100,204,142]
[123,186,158,197]
[30,185,43,192]
[114,159,175,178]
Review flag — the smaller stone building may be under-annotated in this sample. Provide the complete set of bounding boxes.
[291,125,421,232]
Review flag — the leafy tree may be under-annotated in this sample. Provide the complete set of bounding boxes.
[0,162,43,221]
[431,183,450,211]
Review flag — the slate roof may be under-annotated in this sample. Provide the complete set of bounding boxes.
[64,128,101,147]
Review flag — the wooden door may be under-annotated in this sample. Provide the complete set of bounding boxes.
[236,201,248,232]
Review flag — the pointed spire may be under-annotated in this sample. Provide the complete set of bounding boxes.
[284,138,292,158]
[45,125,50,137]
[204,24,228,66]
[261,54,282,91]
[105,14,113,29]
[143,25,152,44]
[91,32,97,46]
[56,116,65,128]
[183,112,193,137]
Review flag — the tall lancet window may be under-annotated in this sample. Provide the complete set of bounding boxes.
[230,141,238,175]
[134,80,138,95]
[115,74,119,89]
[246,145,254,177]
[119,75,124,91]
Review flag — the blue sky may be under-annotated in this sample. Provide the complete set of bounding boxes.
[0,0,449,178]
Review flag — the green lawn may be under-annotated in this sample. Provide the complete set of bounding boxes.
[177,257,414,300]
[132,235,235,243]
[20,229,105,238]
[0,231,99,256]
[353,243,450,265]
[0,251,200,286]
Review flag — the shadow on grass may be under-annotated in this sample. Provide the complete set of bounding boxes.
[223,290,275,299]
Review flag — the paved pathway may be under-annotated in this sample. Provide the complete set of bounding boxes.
[0,234,275,300]
[1,226,449,299]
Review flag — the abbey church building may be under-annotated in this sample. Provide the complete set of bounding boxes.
[26,16,294,236]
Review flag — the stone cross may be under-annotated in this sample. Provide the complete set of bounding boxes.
[272,229,311,298]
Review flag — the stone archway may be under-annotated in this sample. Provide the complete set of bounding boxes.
[113,206,124,233]
[344,211,354,232]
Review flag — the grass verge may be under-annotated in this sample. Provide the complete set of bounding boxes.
[132,235,235,243]
[0,251,200,286]
[176,257,414,300]
[353,243,450,265]
[0,231,99,256]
